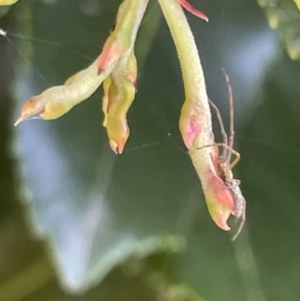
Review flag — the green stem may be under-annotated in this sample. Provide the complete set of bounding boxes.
[157,0,213,155]
[157,1,233,229]
[157,0,209,105]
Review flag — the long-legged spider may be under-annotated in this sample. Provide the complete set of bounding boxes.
[200,73,246,240]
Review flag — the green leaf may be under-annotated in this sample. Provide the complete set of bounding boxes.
[12,0,190,293]
[258,0,300,60]
[0,0,19,6]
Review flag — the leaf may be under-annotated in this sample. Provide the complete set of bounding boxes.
[12,0,192,293]
[258,0,300,60]
[294,0,300,10]
[0,0,18,5]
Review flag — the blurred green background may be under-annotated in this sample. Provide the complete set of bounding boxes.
[1,0,300,300]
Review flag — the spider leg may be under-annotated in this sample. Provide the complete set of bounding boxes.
[223,71,235,152]
[214,143,240,169]
[209,99,228,159]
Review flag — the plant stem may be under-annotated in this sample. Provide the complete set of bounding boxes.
[157,0,214,164]
[157,0,208,103]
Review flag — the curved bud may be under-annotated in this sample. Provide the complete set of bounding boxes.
[15,58,113,126]
[14,96,44,126]
[107,116,130,154]
[203,169,235,231]
[105,76,135,154]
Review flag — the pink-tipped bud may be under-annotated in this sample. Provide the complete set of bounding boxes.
[107,117,130,154]
[203,169,235,231]
[179,0,209,22]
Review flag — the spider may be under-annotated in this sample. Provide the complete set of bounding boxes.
[200,73,246,240]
